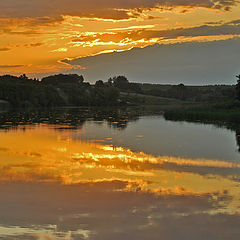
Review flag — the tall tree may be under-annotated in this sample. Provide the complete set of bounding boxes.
[95,80,104,88]
[236,74,240,100]
[112,76,129,91]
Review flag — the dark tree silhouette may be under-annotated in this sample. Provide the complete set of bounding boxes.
[107,77,113,86]
[112,76,129,91]
[0,74,121,108]
[95,80,104,88]
[19,74,28,80]
[41,74,84,85]
[236,74,240,100]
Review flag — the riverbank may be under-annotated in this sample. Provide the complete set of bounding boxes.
[164,100,240,126]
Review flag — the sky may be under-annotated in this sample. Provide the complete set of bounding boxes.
[0,0,240,84]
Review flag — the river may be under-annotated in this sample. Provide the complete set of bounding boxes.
[0,107,239,240]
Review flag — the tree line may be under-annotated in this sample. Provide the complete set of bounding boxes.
[0,73,239,108]
[97,75,237,102]
[0,74,121,108]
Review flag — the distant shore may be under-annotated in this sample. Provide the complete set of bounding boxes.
[0,73,237,109]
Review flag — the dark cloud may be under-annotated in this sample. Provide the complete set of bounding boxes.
[0,0,238,20]
[0,16,64,35]
[157,22,240,39]
[1,29,42,35]
[204,20,224,25]
[63,38,240,84]
[28,43,43,47]
[228,19,240,25]
[0,65,25,68]
[0,47,10,51]
[0,16,64,29]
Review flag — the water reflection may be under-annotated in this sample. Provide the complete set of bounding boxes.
[1,107,240,154]
[0,118,240,239]
[0,107,148,130]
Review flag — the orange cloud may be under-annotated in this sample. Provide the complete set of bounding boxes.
[71,21,240,46]
[0,0,238,21]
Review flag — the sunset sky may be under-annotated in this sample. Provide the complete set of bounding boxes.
[1,0,240,83]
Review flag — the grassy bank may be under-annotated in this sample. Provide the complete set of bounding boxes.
[164,101,240,126]
[120,92,199,109]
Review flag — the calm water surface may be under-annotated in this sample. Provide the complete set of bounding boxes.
[0,108,240,240]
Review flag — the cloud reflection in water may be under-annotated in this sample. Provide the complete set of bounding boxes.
[0,124,240,240]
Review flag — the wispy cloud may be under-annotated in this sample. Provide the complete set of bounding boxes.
[108,25,156,31]
[0,64,25,68]
[0,0,238,20]
[0,47,10,51]
[71,20,240,47]
[51,48,68,52]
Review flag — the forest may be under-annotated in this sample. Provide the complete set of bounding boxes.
[0,73,239,108]
[0,74,119,108]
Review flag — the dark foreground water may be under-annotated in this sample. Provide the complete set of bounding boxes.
[0,107,240,240]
